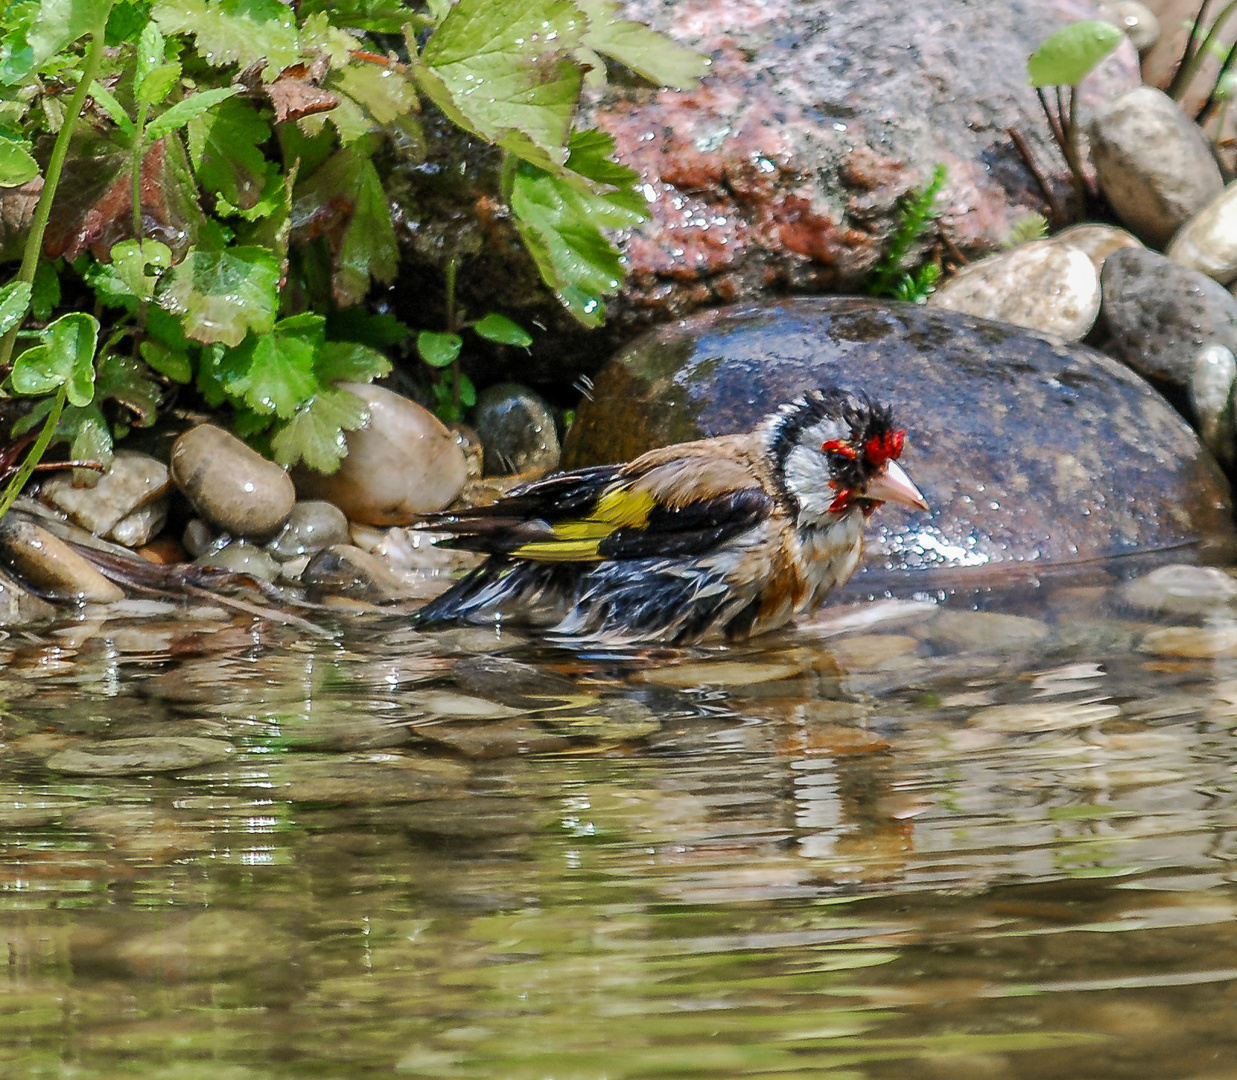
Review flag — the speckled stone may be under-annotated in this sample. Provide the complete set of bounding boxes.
[38,450,170,542]
[1167,181,1237,285]
[294,383,467,524]
[563,297,1235,584]
[386,0,1139,384]
[1096,0,1160,50]
[1045,223,1142,270]
[1117,563,1237,616]
[1098,247,1237,388]
[0,518,124,603]
[928,240,1099,341]
[1088,86,1225,246]
[170,425,296,540]
[472,382,561,477]
[1189,343,1237,466]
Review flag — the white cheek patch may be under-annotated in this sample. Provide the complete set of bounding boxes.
[784,443,836,520]
[804,417,847,446]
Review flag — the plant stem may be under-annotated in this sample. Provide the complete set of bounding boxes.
[0,385,67,522]
[131,100,151,334]
[1170,0,1237,102]
[444,258,460,414]
[1199,36,1237,120]
[0,22,110,375]
[1065,85,1085,214]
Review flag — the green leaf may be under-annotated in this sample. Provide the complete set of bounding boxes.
[137,61,181,107]
[105,2,152,48]
[314,340,392,384]
[146,86,239,141]
[414,0,585,164]
[510,129,645,326]
[0,281,32,336]
[111,238,172,302]
[30,259,59,319]
[473,313,532,347]
[1028,20,1124,87]
[270,386,369,472]
[0,135,38,186]
[135,17,163,87]
[327,61,421,145]
[87,80,137,139]
[158,245,281,346]
[187,96,270,210]
[28,0,113,67]
[45,311,98,406]
[293,143,398,305]
[325,308,409,349]
[417,330,462,368]
[218,312,323,418]
[139,339,192,383]
[576,0,708,89]
[152,0,301,79]
[96,352,161,424]
[58,401,113,467]
[0,2,38,85]
[458,371,476,408]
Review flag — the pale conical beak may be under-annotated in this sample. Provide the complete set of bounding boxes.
[866,459,929,511]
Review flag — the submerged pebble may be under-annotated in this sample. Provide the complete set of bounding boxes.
[46,737,233,775]
[1117,564,1237,616]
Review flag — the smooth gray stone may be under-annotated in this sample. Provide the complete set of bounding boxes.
[563,297,1234,584]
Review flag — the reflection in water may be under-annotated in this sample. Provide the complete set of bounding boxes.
[1,568,1237,1077]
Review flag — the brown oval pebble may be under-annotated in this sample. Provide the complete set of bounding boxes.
[170,425,295,540]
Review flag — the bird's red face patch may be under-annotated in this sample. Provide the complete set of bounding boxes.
[820,439,857,459]
[863,428,905,467]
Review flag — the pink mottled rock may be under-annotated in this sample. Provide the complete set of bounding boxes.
[389,0,1141,381]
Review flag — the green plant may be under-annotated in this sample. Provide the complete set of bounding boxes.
[866,163,946,304]
[1026,20,1124,215]
[415,258,533,423]
[1002,212,1049,247]
[1170,1,1237,135]
[0,0,705,505]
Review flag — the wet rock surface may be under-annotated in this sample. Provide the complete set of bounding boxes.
[1166,180,1237,285]
[1097,247,1237,388]
[294,383,467,524]
[563,296,1234,582]
[472,382,561,477]
[170,425,296,540]
[388,0,1139,382]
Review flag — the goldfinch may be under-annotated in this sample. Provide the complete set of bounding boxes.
[412,387,928,644]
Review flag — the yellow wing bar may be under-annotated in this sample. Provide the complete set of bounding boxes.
[511,486,656,562]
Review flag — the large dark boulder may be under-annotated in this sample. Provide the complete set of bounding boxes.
[563,297,1235,585]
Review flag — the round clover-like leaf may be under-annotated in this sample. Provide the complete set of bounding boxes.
[1028,20,1124,87]
[417,330,463,368]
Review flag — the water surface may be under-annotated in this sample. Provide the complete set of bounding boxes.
[2,566,1236,1079]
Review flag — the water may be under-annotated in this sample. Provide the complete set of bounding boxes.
[2,566,1237,1079]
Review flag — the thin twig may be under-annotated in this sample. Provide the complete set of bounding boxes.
[1007,126,1065,225]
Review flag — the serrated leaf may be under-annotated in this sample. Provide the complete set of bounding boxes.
[28,0,113,67]
[330,60,419,129]
[187,96,270,209]
[314,340,392,384]
[218,312,322,418]
[1028,20,1123,87]
[139,339,191,383]
[0,137,38,186]
[415,0,584,162]
[111,237,171,301]
[137,61,181,107]
[576,0,707,90]
[292,143,397,305]
[270,385,369,472]
[105,1,151,48]
[417,330,461,368]
[87,80,137,139]
[510,129,645,326]
[0,281,31,336]
[158,245,280,346]
[152,0,300,80]
[473,312,532,347]
[135,18,163,87]
[146,86,238,141]
[96,351,161,424]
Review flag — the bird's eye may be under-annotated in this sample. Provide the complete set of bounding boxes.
[863,429,905,466]
[821,439,857,459]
